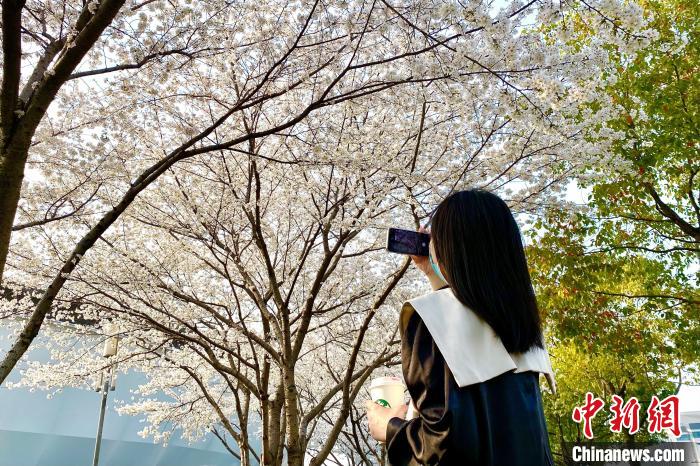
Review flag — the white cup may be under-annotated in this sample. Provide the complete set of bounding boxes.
[369,376,406,409]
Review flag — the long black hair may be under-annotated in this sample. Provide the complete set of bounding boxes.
[430,189,544,353]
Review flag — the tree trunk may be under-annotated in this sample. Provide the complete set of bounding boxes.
[263,389,285,466]
[284,365,304,466]
[0,0,128,284]
[0,146,27,284]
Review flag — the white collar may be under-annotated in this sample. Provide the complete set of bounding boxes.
[400,287,557,394]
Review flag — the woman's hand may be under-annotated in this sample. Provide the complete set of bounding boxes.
[409,227,433,275]
[365,400,408,443]
[410,226,447,291]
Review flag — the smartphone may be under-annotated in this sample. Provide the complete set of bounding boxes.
[386,228,430,257]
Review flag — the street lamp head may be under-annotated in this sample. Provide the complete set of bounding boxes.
[102,336,118,358]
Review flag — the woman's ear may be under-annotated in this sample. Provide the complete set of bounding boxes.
[429,241,448,284]
[429,240,438,265]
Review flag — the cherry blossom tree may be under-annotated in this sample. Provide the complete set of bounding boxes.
[1,0,659,464]
[1,0,230,280]
[1,0,472,383]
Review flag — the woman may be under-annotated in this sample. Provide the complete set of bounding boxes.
[365,189,556,465]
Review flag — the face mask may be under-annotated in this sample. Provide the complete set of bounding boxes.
[429,249,447,283]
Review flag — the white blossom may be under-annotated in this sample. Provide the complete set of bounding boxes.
[4,0,655,462]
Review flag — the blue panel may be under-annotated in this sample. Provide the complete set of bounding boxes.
[689,422,700,430]
[0,327,244,466]
[0,430,236,466]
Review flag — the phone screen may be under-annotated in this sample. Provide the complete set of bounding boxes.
[386,228,430,256]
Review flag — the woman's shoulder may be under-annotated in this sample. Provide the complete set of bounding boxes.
[399,285,451,334]
[402,307,431,343]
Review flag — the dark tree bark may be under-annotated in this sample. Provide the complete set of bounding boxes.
[0,0,128,283]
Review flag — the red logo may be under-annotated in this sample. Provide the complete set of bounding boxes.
[609,395,641,434]
[647,395,680,437]
[572,394,680,439]
[572,392,605,439]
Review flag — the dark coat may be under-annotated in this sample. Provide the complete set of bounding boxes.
[385,310,555,466]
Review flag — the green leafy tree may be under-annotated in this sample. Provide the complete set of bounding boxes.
[528,0,699,462]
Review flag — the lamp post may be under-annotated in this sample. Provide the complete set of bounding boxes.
[93,332,119,466]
